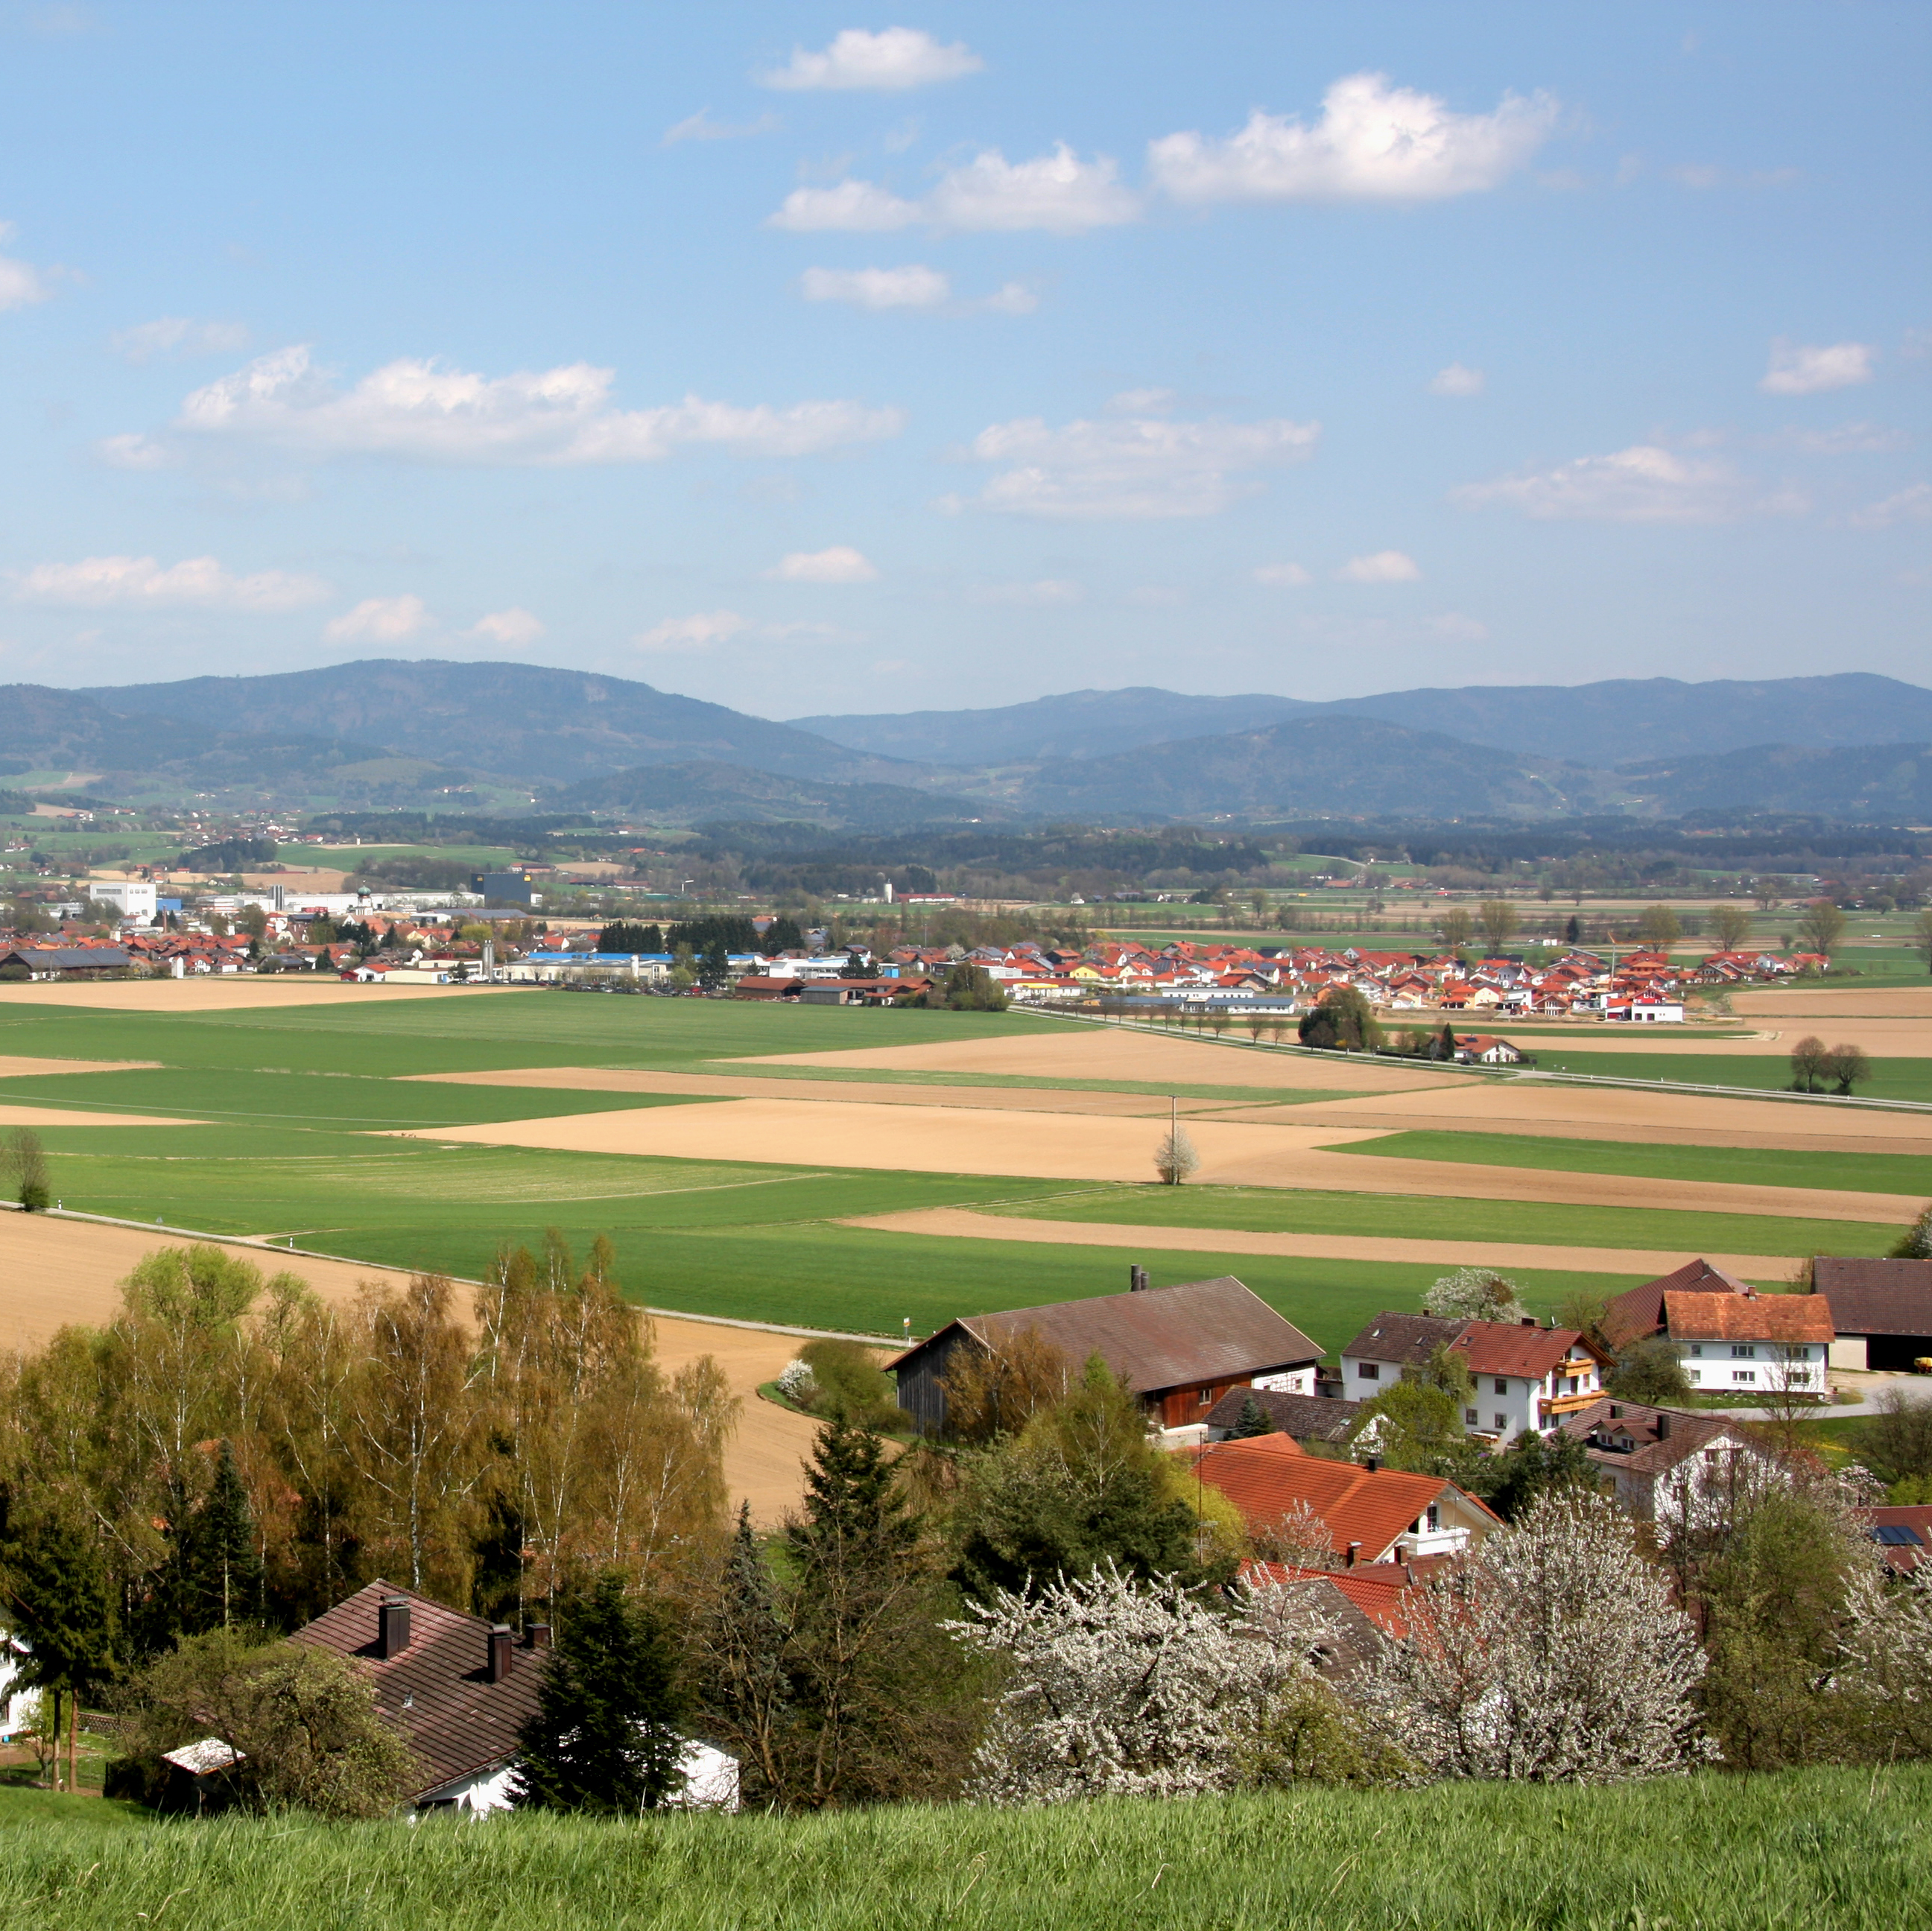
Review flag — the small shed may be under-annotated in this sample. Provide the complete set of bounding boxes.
[161,1737,245,1813]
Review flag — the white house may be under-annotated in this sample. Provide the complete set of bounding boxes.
[1556,1399,1779,1524]
[91,880,159,922]
[0,1632,40,1740]
[1603,1261,1834,1397]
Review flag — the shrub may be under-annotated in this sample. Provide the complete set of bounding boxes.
[797,1339,901,1431]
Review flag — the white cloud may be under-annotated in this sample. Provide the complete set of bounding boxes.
[956,408,1320,519]
[1761,339,1875,396]
[11,554,328,611]
[1429,362,1486,396]
[758,28,982,92]
[660,108,779,146]
[1253,562,1311,586]
[969,579,1084,606]
[771,145,1138,234]
[1849,483,1932,527]
[465,606,545,647]
[982,282,1039,314]
[0,253,50,311]
[1454,444,1806,522]
[634,609,747,653]
[110,317,252,364]
[1147,72,1557,204]
[801,264,949,308]
[769,545,879,583]
[162,345,903,465]
[96,433,173,469]
[323,594,432,643]
[1337,550,1421,583]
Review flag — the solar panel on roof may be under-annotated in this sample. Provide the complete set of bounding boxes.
[1872,1524,1925,1547]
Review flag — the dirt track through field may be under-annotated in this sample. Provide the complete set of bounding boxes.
[410,1065,1248,1117]
[742,1027,1466,1092]
[0,1213,820,1521]
[394,1096,1912,1223]
[837,1208,1799,1284]
[0,980,513,1013]
[0,1056,161,1079]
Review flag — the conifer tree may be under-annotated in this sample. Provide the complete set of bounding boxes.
[1230,1393,1276,1439]
[515,1572,685,1813]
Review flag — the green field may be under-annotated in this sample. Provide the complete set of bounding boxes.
[1,1768,1925,1930]
[982,1181,1893,1260]
[1332,1129,1932,1201]
[1530,1050,1932,1104]
[0,989,1908,1350]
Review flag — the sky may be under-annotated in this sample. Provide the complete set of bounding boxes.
[0,1,1925,719]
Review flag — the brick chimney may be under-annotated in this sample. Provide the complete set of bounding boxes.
[1656,1412,1673,1441]
[488,1624,513,1682]
[1130,1265,1150,1293]
[378,1594,411,1658]
[525,1623,553,1651]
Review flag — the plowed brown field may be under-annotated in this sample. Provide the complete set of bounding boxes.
[0,980,509,1012]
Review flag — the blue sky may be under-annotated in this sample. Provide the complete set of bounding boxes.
[0,1,1925,718]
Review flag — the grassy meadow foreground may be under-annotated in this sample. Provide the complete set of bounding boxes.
[1,1768,1923,1930]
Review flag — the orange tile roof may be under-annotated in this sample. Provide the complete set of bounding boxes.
[1662,1291,1834,1344]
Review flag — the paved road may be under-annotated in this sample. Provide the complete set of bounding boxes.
[1705,1373,1928,1421]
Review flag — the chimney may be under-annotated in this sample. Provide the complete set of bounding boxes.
[1656,1412,1672,1441]
[1130,1265,1150,1293]
[1520,1316,1537,1328]
[1609,1404,1622,1420]
[525,1623,553,1651]
[488,1624,513,1683]
[378,1594,411,1658]
[1346,1541,1361,1568]
[1364,1454,1381,1474]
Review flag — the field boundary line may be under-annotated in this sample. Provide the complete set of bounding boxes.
[0,1202,899,1346]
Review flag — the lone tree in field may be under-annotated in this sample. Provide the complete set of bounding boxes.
[1476,899,1518,954]
[1709,903,1753,953]
[3,1126,51,1211]
[1823,1042,1872,1097]
[516,1571,686,1814]
[1638,904,1682,951]
[1893,1202,1932,1261]
[1437,906,1474,953]
[1299,986,1381,1053]
[1154,1122,1200,1185]
[1795,898,1846,959]
[1789,1034,1829,1092]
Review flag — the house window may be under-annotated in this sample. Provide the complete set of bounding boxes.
[1687,1369,1702,1384]
[1197,1387,1214,1407]
[1689,1345,1703,1357]
[1494,1377,1508,1395]
[1425,1503,1440,1531]
[1734,1369,1756,1385]
[1494,1413,1508,1431]
[1464,1408,1478,1426]
[1731,1345,1756,1360]
[1358,1361,1380,1380]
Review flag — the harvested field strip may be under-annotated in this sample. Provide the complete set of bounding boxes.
[838,1206,1799,1284]
[978,1182,1895,1258]
[1332,1129,1932,1199]
[0,1104,205,1129]
[0,1056,159,1078]
[1735,987,1932,1017]
[395,1097,1918,1224]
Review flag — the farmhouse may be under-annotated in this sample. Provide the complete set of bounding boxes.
[1189,1433,1501,1564]
[889,1270,1322,1442]
[1807,1258,1932,1372]
[1338,1312,1608,1439]
[1555,1399,1775,1523]
[1603,1260,1834,1396]
[293,1582,738,1813]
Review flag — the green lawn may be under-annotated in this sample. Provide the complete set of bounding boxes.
[1529,1050,1932,1104]
[1328,1129,1932,1201]
[979,1181,1893,1260]
[1,1769,1925,1930]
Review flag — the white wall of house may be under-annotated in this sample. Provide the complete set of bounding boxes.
[1252,1367,1317,1396]
[0,1638,40,1740]
[1678,1341,1825,1394]
[425,1738,741,1816]
[1340,1353,1599,1441]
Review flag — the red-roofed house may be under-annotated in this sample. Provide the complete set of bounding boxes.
[1340,1312,1609,1439]
[1603,1261,1833,1397]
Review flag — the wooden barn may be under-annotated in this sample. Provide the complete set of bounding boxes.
[888,1269,1322,1440]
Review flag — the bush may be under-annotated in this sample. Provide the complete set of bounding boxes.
[796,1339,901,1431]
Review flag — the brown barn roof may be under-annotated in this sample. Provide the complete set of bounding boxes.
[1602,1258,1755,1350]
[1662,1291,1834,1344]
[893,1275,1319,1397]
[1206,1386,1361,1442]
[1812,1258,1932,1338]
[1340,1312,1465,1367]
[291,1581,545,1799]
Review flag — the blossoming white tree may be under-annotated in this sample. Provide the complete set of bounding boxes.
[1358,1488,1711,1783]
[1423,1268,1529,1325]
[947,1562,1345,1801]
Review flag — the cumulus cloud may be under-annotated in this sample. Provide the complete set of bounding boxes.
[157,346,902,466]
[758,28,982,92]
[11,554,328,611]
[1849,483,1932,527]
[323,594,432,643]
[769,545,879,583]
[465,606,545,646]
[1429,362,1486,396]
[660,108,779,145]
[969,579,1084,606]
[1336,550,1421,583]
[981,282,1039,314]
[801,264,949,308]
[0,226,52,312]
[1253,562,1312,586]
[1454,444,1806,522]
[1761,339,1875,396]
[634,609,747,653]
[771,145,1138,234]
[953,408,1320,519]
[110,317,251,364]
[96,433,173,470]
[1147,72,1556,204]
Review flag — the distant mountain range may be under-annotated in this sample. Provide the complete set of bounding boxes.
[3,659,1925,828]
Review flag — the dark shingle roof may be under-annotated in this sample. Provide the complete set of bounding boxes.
[893,1275,1320,1396]
[1206,1386,1361,1442]
[1339,1312,1466,1368]
[1812,1259,1932,1338]
[1554,1398,1746,1478]
[1602,1258,1755,1351]
[291,1581,545,1798]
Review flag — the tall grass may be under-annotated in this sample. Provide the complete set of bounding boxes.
[2,1768,1926,1930]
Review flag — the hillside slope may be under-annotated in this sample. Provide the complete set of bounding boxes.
[1624,741,1932,819]
[557,761,998,830]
